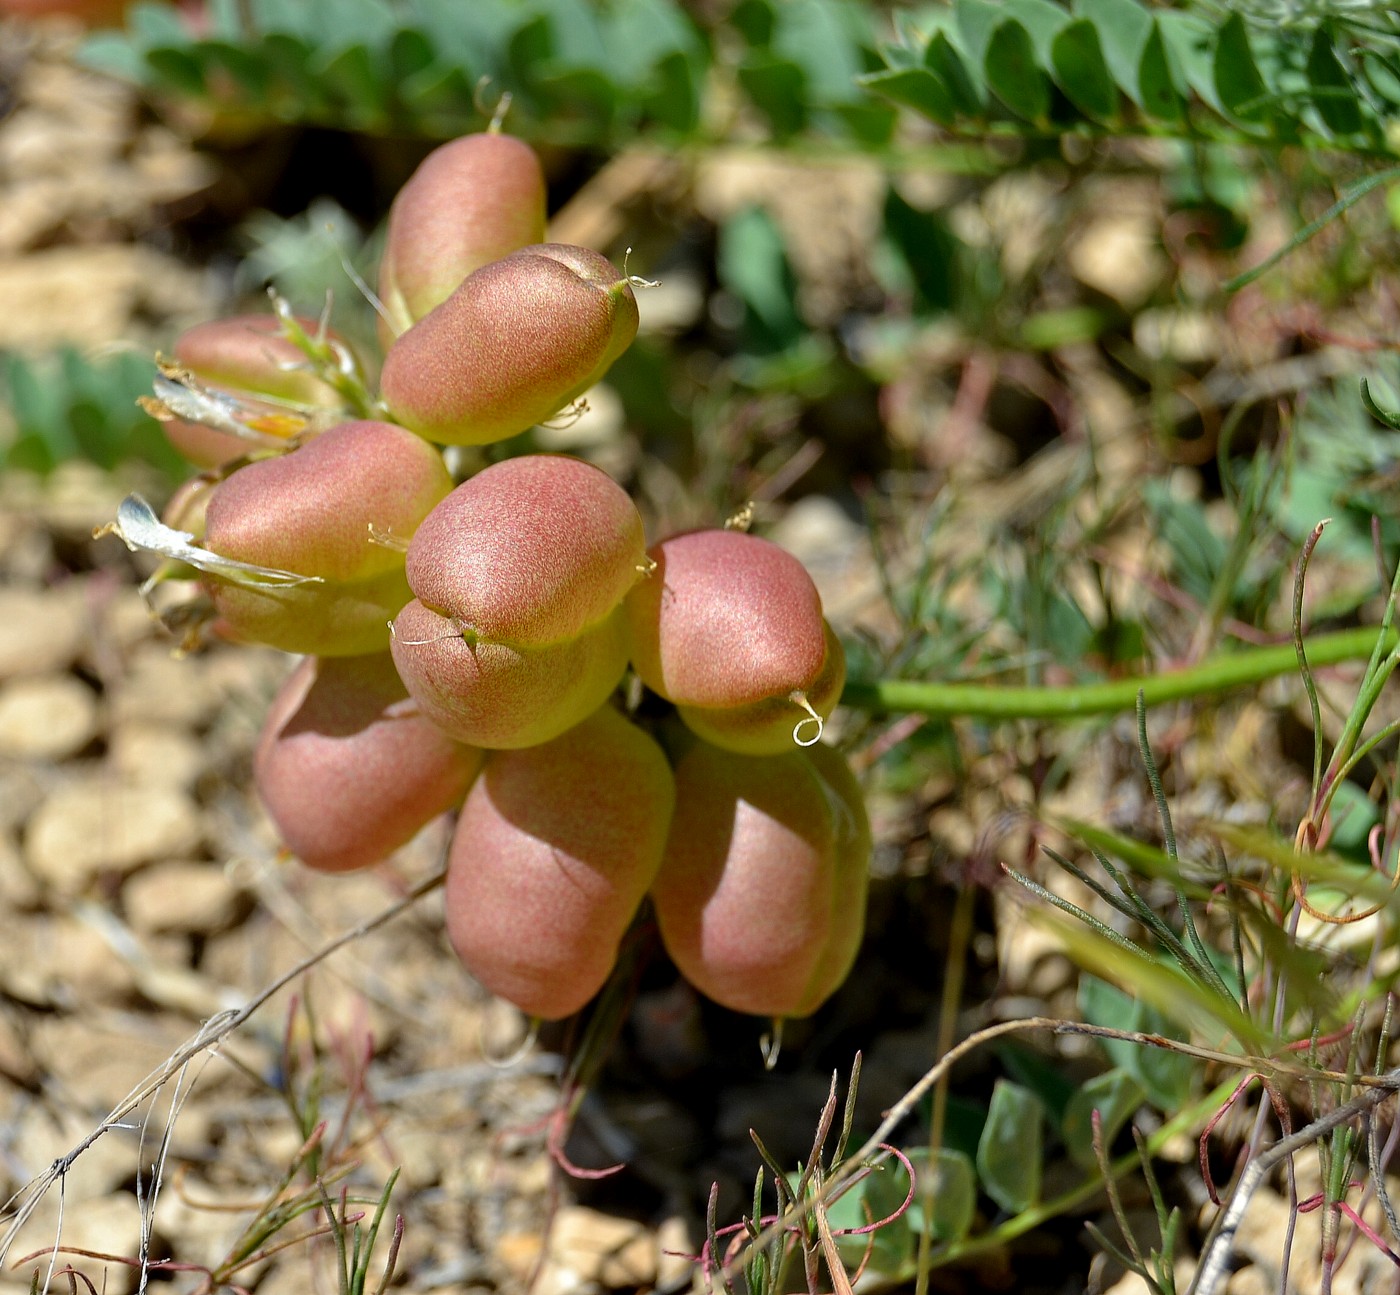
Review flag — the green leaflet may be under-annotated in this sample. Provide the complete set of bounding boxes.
[859,0,1394,154]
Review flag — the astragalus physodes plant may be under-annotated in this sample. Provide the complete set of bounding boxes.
[102,126,872,1040]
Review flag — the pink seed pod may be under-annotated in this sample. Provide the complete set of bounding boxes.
[625,529,832,748]
[445,705,675,1020]
[255,653,483,873]
[406,455,646,647]
[678,620,846,755]
[161,314,351,468]
[379,243,639,446]
[390,601,630,749]
[378,132,547,338]
[651,739,870,1020]
[202,420,452,656]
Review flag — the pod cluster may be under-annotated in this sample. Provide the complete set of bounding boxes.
[126,131,870,1027]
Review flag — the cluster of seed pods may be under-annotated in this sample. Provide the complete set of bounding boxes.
[114,130,870,1029]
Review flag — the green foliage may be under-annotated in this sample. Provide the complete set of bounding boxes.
[864,0,1400,153]
[0,347,184,479]
[80,0,895,145]
[976,1079,1044,1212]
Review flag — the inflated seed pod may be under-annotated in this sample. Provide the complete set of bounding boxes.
[378,132,547,338]
[678,621,846,754]
[202,420,452,656]
[379,243,638,446]
[390,456,642,746]
[390,602,630,749]
[445,705,675,1020]
[162,314,351,468]
[255,653,483,873]
[625,529,832,749]
[651,740,870,1019]
[406,455,646,646]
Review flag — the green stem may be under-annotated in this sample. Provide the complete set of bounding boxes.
[840,626,1396,721]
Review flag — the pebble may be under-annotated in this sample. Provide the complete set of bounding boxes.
[525,1206,658,1294]
[0,830,43,909]
[107,643,222,729]
[0,765,45,835]
[0,585,88,679]
[124,861,247,935]
[24,776,203,891]
[0,674,99,761]
[107,724,206,791]
[0,911,137,1008]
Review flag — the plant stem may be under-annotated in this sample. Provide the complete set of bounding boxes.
[840,627,1396,722]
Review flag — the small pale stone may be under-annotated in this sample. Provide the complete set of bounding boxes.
[1133,308,1222,365]
[124,862,246,935]
[0,674,99,760]
[24,777,203,890]
[108,724,206,790]
[0,586,88,679]
[549,1206,657,1290]
[0,832,42,909]
[0,766,45,835]
[107,644,221,729]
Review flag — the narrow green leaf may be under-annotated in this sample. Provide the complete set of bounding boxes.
[1047,908,1270,1053]
[1307,27,1364,137]
[1062,1069,1145,1169]
[737,56,808,137]
[1073,0,1149,101]
[260,31,328,113]
[954,0,1003,72]
[200,38,272,97]
[1156,10,1222,113]
[882,185,959,311]
[313,43,389,128]
[145,46,207,97]
[859,67,955,125]
[1363,51,1400,107]
[984,20,1049,123]
[1137,19,1183,122]
[772,0,865,105]
[1051,18,1118,122]
[1213,11,1270,125]
[718,205,804,350]
[389,27,436,83]
[1003,0,1069,66]
[925,29,985,117]
[642,50,702,133]
[976,1080,1043,1213]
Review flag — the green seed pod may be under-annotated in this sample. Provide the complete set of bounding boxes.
[255,653,483,873]
[202,420,452,656]
[651,740,870,1019]
[162,314,350,468]
[445,705,675,1020]
[626,529,833,749]
[378,132,547,338]
[678,621,846,754]
[390,601,630,749]
[379,243,639,446]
